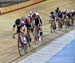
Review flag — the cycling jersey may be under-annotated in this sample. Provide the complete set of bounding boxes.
[71,12,75,17]
[50,14,56,20]
[17,23,25,33]
[34,16,42,27]
[13,19,26,33]
[58,12,63,18]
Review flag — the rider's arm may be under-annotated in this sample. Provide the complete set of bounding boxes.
[12,23,16,31]
[19,33,23,42]
[39,16,42,25]
[39,18,42,25]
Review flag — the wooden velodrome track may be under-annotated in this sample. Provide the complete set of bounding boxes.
[0,0,75,63]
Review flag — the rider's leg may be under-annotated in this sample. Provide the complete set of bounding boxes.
[71,17,74,26]
[51,24,53,33]
[25,34,31,48]
[38,30,41,42]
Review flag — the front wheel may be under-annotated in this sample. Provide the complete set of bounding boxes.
[18,37,27,56]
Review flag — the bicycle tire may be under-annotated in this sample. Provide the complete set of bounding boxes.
[18,37,27,56]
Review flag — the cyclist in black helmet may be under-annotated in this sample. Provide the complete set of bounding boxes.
[12,18,26,38]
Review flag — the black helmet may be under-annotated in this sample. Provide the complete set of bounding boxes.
[50,11,54,14]
[56,7,59,10]
[15,19,21,25]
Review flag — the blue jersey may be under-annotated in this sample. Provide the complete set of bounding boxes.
[58,12,63,18]
[13,20,26,33]
[17,22,26,33]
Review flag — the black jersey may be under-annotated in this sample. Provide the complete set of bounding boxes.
[34,16,42,26]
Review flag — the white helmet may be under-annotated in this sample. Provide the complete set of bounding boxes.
[71,10,74,12]
[35,12,39,15]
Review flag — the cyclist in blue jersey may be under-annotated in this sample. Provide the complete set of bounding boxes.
[49,11,56,33]
[12,18,26,38]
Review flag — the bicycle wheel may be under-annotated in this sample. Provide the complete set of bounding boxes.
[18,37,27,56]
